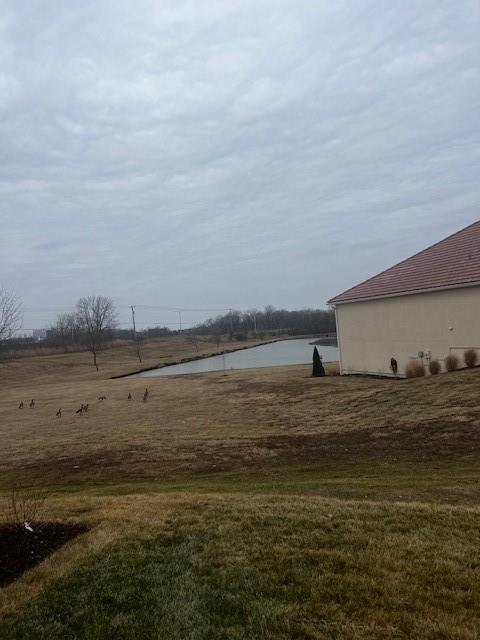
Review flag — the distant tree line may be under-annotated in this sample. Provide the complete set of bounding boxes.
[22,302,335,363]
[193,306,336,340]
[46,319,171,346]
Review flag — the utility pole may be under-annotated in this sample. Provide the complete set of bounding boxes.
[178,310,182,332]
[130,305,137,337]
[131,305,142,364]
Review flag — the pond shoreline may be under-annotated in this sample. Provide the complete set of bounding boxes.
[111,335,337,379]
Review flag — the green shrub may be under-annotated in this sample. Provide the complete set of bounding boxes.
[464,349,478,368]
[405,361,425,378]
[428,359,441,375]
[445,353,459,372]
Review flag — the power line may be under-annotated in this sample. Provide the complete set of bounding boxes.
[132,305,233,312]
[23,308,75,313]
[20,321,187,330]
[21,302,243,333]
[23,304,234,313]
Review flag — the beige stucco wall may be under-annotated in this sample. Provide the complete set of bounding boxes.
[335,285,480,376]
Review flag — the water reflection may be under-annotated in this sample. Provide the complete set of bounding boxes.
[135,338,339,378]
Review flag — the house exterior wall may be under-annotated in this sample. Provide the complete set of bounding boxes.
[335,285,480,376]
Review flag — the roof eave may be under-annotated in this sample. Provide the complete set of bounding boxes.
[328,279,480,305]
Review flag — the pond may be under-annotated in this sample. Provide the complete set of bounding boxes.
[134,338,339,378]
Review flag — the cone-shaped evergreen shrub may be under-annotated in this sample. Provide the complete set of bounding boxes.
[312,347,325,377]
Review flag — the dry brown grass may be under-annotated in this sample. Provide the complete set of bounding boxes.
[0,335,340,483]
[0,364,361,484]
[0,337,478,486]
[2,339,139,360]
[0,334,274,387]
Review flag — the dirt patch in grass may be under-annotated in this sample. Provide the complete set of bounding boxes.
[0,522,88,588]
[10,418,480,487]
[256,419,480,462]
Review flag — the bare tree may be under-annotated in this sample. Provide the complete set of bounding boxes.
[76,296,117,370]
[0,287,22,355]
[52,312,80,347]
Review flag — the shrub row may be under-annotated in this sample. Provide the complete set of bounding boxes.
[405,349,478,378]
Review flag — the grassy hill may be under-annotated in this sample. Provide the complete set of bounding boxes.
[0,337,478,638]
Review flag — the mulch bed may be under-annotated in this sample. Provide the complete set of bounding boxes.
[0,522,88,588]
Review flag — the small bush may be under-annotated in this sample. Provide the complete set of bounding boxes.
[2,486,49,528]
[464,348,478,368]
[405,360,425,378]
[428,359,441,375]
[445,353,459,372]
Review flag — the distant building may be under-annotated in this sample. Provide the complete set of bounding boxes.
[32,328,47,342]
[328,221,480,377]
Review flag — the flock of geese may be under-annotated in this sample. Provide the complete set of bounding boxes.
[17,388,150,417]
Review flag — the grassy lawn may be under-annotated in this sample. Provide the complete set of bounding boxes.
[17,455,478,507]
[0,338,479,638]
[1,498,478,639]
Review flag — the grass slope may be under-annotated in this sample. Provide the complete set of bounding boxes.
[1,499,479,639]
[0,338,479,638]
[0,348,479,487]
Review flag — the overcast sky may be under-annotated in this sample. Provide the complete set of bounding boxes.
[1,1,480,330]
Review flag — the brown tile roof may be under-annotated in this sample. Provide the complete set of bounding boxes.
[329,220,480,304]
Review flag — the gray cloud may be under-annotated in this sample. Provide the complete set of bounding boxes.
[1,0,480,329]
